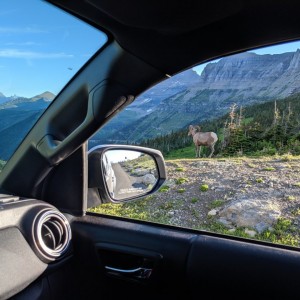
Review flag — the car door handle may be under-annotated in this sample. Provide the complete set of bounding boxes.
[104,266,153,279]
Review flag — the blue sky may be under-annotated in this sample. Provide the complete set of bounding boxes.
[2,1,300,97]
[193,40,300,75]
[0,0,107,97]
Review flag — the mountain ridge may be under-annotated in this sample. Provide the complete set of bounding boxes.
[90,49,300,144]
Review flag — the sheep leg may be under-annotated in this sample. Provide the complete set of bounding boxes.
[199,146,202,158]
[209,144,215,158]
[195,146,198,158]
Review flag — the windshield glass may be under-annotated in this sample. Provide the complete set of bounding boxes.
[0,0,107,167]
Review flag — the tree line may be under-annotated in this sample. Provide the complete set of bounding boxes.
[139,92,300,157]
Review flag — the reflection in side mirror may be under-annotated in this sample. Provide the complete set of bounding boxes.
[103,150,158,201]
[87,145,166,206]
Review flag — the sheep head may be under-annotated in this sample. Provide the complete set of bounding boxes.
[188,125,194,136]
[188,125,202,136]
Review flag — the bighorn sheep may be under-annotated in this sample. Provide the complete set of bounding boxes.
[188,125,218,158]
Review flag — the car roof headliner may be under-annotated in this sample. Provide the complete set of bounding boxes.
[47,0,300,75]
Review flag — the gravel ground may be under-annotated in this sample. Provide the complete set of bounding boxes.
[151,156,300,231]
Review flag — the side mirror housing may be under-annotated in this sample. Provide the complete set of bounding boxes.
[87,145,166,207]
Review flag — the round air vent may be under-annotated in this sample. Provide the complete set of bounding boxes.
[33,209,71,262]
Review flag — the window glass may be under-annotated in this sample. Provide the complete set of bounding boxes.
[88,40,300,248]
[0,0,107,167]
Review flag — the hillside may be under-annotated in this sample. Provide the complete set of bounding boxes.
[90,49,300,145]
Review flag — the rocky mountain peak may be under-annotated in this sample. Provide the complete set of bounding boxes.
[30,91,55,102]
[287,49,300,70]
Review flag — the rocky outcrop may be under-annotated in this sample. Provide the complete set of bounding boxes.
[218,198,281,233]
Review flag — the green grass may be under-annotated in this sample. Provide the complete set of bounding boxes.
[200,218,299,247]
[165,145,195,160]
[88,196,171,224]
[177,188,186,193]
[286,195,296,201]
[257,218,299,247]
[209,199,224,209]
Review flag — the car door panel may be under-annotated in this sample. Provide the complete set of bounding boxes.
[70,214,196,299]
[70,214,300,299]
[186,235,300,298]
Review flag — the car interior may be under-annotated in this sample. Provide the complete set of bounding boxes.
[1,0,300,299]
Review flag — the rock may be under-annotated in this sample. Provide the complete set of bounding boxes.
[219,198,281,230]
[245,229,257,237]
[142,174,156,185]
[164,179,177,187]
[217,218,233,227]
[208,209,217,216]
[255,222,269,233]
[214,187,226,192]
[132,168,149,176]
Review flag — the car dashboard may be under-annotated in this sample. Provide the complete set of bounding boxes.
[0,195,73,300]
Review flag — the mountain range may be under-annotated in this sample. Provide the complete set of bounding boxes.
[0,92,55,160]
[1,49,300,160]
[90,49,300,145]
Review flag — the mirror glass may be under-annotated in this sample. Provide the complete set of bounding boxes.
[102,150,158,201]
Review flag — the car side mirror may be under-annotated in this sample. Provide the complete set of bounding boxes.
[87,145,167,206]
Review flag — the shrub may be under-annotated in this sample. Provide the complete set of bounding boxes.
[159,185,170,192]
[176,177,188,184]
[200,184,209,192]
[263,167,275,171]
[256,178,264,183]
[175,167,185,172]
[191,198,198,204]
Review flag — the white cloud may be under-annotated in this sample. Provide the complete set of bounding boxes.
[0,49,73,59]
[5,42,42,46]
[0,27,47,34]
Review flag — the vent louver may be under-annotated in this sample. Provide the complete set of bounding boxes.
[33,209,71,262]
